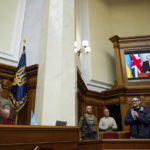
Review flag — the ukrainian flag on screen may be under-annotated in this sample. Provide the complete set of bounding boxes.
[124,55,133,78]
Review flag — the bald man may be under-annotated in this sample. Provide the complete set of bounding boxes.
[142,55,150,73]
[99,108,117,132]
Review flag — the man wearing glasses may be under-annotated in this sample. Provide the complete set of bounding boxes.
[124,97,150,139]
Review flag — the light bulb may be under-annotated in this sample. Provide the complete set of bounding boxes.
[85,47,91,54]
[74,41,78,48]
[82,40,88,47]
[74,48,78,53]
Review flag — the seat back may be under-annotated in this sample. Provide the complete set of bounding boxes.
[103,132,118,139]
[2,118,11,124]
[2,109,16,125]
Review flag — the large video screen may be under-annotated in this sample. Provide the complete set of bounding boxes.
[124,50,150,80]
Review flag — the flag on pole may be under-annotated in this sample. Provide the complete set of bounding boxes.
[8,44,27,112]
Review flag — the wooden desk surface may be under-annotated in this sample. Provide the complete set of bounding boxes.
[0,125,79,150]
[79,139,150,150]
[0,126,150,150]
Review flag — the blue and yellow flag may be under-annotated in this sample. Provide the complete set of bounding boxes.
[124,54,133,78]
[8,45,27,112]
[30,112,37,125]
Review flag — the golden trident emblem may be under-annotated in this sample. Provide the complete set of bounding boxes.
[13,66,27,87]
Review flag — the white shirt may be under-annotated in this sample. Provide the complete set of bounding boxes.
[99,117,117,131]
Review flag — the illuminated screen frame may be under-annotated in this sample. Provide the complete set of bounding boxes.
[124,49,150,81]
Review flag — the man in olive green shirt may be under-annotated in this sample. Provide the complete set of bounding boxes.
[0,82,10,124]
[79,105,99,140]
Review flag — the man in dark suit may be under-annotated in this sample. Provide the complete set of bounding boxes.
[142,55,150,73]
[124,97,150,139]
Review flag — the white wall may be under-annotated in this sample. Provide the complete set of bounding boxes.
[78,0,115,92]
[20,0,43,66]
[0,0,26,66]
[0,0,18,51]
[109,0,150,36]
[78,0,150,91]
[88,0,115,86]
[0,0,43,66]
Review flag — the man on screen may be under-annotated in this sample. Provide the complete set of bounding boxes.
[142,55,150,73]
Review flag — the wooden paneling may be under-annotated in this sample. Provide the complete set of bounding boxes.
[79,140,100,150]
[0,63,38,125]
[109,36,124,87]
[78,91,85,122]
[100,139,150,149]
[0,125,79,150]
[77,71,105,123]
[97,106,104,124]
[79,139,150,150]
[77,71,150,131]
[110,35,150,87]
[0,125,150,150]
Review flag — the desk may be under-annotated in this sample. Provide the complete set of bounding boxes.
[0,125,79,150]
[100,139,150,150]
[0,126,150,150]
[79,139,150,150]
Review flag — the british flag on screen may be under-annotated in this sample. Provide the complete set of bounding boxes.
[131,54,142,78]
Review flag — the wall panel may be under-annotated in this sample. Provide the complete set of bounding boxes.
[78,71,150,131]
[0,63,38,125]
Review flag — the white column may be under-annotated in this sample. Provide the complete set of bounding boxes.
[35,0,76,126]
[21,0,44,66]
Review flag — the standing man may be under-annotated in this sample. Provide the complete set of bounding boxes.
[0,82,10,124]
[142,55,150,73]
[124,97,150,139]
[99,108,117,131]
[79,105,99,140]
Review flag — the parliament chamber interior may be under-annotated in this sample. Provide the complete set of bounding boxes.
[0,0,150,150]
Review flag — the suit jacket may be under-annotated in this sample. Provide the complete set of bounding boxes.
[124,107,150,138]
[142,61,150,73]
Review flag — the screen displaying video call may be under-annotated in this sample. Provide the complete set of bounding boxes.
[124,50,150,80]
